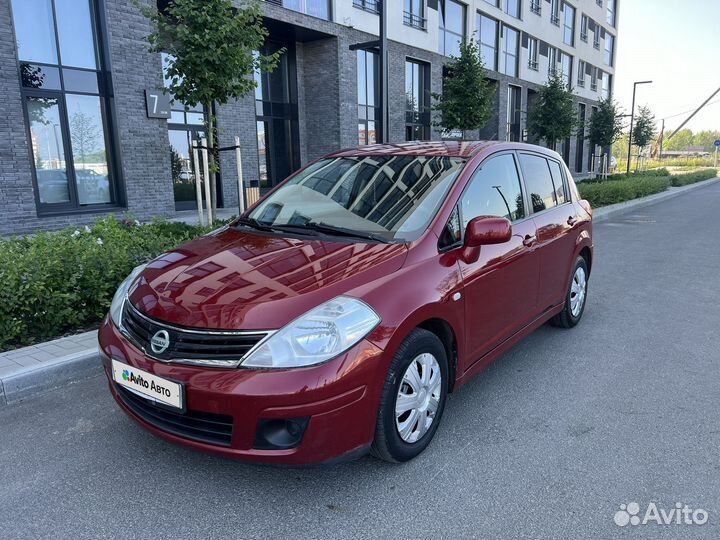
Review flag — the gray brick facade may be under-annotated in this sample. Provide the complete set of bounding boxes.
[0,0,604,236]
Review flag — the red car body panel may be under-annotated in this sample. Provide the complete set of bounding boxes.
[100,141,593,464]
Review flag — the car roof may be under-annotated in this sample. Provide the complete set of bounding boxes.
[326,140,563,160]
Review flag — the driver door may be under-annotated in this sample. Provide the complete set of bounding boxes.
[457,152,541,364]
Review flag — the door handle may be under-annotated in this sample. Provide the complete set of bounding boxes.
[523,234,537,247]
[567,216,578,226]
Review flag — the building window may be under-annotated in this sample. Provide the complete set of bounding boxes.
[404,0,426,29]
[604,33,614,65]
[484,0,500,7]
[550,0,560,25]
[279,0,330,20]
[357,50,378,145]
[563,3,575,46]
[530,0,541,15]
[577,59,586,87]
[507,85,521,142]
[548,46,558,77]
[501,25,519,78]
[477,13,499,71]
[405,60,430,140]
[606,0,616,26]
[590,66,598,92]
[601,72,611,99]
[580,14,589,42]
[528,37,539,70]
[439,0,466,57]
[593,26,601,49]
[576,103,586,173]
[353,0,379,14]
[505,0,521,19]
[560,52,572,87]
[12,0,118,212]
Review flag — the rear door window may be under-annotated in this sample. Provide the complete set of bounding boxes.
[547,159,567,204]
[518,153,558,213]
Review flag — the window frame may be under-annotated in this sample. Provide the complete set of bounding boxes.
[404,0,427,29]
[604,33,614,66]
[357,48,379,145]
[577,59,586,87]
[438,150,530,252]
[517,151,572,217]
[438,0,467,57]
[562,2,575,46]
[550,0,560,25]
[580,14,589,42]
[13,0,123,216]
[404,58,431,141]
[527,36,539,70]
[476,12,499,72]
[500,24,520,78]
[504,0,521,19]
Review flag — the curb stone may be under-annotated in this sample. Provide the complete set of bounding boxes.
[591,176,719,222]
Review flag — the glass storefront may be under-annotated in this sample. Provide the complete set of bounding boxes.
[12,0,117,213]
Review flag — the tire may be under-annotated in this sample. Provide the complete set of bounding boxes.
[551,255,589,329]
[371,328,448,463]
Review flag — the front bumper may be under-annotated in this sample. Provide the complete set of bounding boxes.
[99,317,387,465]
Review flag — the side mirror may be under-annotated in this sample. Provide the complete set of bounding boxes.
[464,216,512,247]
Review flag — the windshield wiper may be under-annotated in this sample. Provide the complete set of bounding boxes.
[301,221,390,243]
[235,217,279,232]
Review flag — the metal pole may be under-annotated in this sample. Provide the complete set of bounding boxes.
[659,118,664,161]
[715,146,718,168]
[626,85,637,175]
[201,137,213,226]
[234,136,246,215]
[667,85,720,141]
[191,140,205,226]
[626,80,652,175]
[378,0,388,143]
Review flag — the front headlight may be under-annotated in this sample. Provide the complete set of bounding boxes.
[241,296,381,369]
[109,264,147,327]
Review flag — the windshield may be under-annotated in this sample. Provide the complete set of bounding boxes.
[246,155,466,242]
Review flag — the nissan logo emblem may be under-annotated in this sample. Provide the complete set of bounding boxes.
[150,330,170,354]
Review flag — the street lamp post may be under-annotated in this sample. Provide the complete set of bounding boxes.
[626,80,652,175]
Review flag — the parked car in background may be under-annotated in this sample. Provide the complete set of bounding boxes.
[99,141,593,465]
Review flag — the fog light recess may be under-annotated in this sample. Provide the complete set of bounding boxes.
[253,417,310,450]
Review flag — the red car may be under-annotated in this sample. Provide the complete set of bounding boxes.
[99,141,593,464]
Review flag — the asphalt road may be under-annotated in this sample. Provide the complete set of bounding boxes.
[2,184,720,540]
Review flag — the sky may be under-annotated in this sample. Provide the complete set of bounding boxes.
[614,0,720,133]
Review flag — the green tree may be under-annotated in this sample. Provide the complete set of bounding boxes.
[631,105,656,151]
[664,128,693,151]
[527,72,576,149]
[588,97,624,149]
[141,0,282,217]
[432,39,493,139]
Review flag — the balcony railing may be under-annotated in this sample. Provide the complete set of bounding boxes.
[550,14,560,26]
[580,31,588,42]
[530,1,541,15]
[577,78,585,87]
[353,0,379,14]
[403,10,427,29]
[590,81,598,91]
[528,60,539,71]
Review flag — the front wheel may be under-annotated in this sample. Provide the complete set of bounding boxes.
[371,328,448,463]
[551,255,589,328]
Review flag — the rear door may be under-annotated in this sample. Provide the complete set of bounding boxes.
[517,153,577,311]
[455,152,540,363]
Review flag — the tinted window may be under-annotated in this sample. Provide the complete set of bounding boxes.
[547,160,567,204]
[519,154,557,213]
[461,154,525,228]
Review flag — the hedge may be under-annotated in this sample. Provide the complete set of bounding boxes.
[670,168,718,187]
[0,216,226,352]
[578,177,671,208]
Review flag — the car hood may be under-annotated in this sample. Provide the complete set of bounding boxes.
[128,226,408,330]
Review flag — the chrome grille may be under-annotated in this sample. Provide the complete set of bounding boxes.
[120,300,270,367]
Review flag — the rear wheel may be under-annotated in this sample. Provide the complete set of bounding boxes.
[371,328,448,463]
[551,255,589,328]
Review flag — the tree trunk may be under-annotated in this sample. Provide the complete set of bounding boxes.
[206,101,217,216]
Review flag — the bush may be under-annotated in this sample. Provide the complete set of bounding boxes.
[670,168,718,187]
[0,216,227,352]
[578,177,671,208]
[583,168,670,184]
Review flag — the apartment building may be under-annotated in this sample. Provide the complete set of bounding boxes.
[0,0,618,235]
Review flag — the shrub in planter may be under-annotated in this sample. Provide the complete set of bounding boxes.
[0,216,226,352]
[670,169,718,187]
[578,177,671,208]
